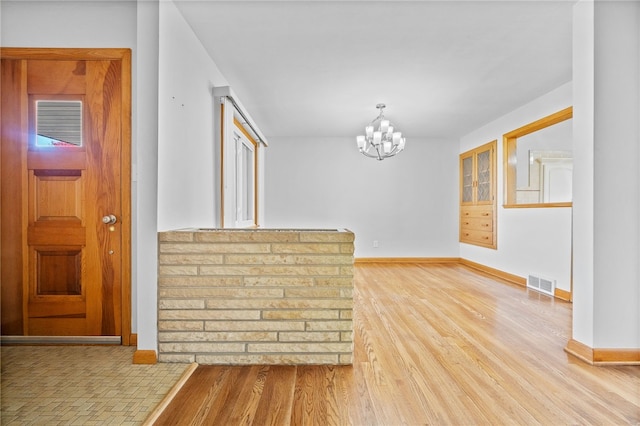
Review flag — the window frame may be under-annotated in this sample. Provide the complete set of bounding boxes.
[503,107,573,208]
[216,93,266,229]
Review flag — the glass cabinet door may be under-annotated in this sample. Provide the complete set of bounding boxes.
[461,155,474,203]
[476,148,492,203]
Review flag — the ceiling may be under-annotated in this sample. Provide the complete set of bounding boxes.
[174,1,574,140]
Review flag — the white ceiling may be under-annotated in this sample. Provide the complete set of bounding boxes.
[174,0,574,140]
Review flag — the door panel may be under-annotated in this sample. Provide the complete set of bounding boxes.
[1,49,130,340]
[27,60,86,94]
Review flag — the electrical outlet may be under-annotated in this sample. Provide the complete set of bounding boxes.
[373,240,379,248]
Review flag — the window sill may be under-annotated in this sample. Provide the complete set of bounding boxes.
[503,202,572,209]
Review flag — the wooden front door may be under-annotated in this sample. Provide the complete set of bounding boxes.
[1,48,131,343]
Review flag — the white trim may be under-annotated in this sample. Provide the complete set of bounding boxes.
[213,86,268,146]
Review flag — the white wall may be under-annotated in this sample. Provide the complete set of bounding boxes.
[157,0,228,231]
[135,0,160,350]
[1,1,136,48]
[459,83,573,292]
[572,0,595,348]
[591,0,640,350]
[264,136,459,258]
[573,0,639,350]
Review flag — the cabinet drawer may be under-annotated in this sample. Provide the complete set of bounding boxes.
[460,229,494,246]
[460,205,493,218]
[460,216,493,232]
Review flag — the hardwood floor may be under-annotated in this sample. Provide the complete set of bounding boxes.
[150,263,640,425]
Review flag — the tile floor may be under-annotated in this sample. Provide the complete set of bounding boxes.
[1,345,188,425]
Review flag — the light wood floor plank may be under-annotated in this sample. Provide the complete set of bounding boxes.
[198,366,254,425]
[151,263,640,425]
[252,366,297,425]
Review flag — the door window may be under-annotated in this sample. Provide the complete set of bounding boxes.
[35,100,83,147]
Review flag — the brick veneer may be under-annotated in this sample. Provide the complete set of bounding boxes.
[157,228,354,364]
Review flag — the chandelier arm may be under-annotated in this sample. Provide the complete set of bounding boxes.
[360,150,381,159]
[360,147,400,160]
[382,145,401,158]
[375,144,384,161]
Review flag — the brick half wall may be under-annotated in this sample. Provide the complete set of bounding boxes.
[157,229,354,364]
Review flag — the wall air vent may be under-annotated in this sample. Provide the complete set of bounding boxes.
[527,274,556,296]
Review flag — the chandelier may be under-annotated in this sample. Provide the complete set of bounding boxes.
[356,103,406,160]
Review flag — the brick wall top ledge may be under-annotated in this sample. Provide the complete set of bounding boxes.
[159,228,354,243]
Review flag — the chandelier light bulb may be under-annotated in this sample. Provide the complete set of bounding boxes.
[398,137,406,151]
[365,126,374,138]
[373,131,382,145]
[355,103,406,161]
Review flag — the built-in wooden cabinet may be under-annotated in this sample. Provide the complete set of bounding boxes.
[460,140,497,249]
